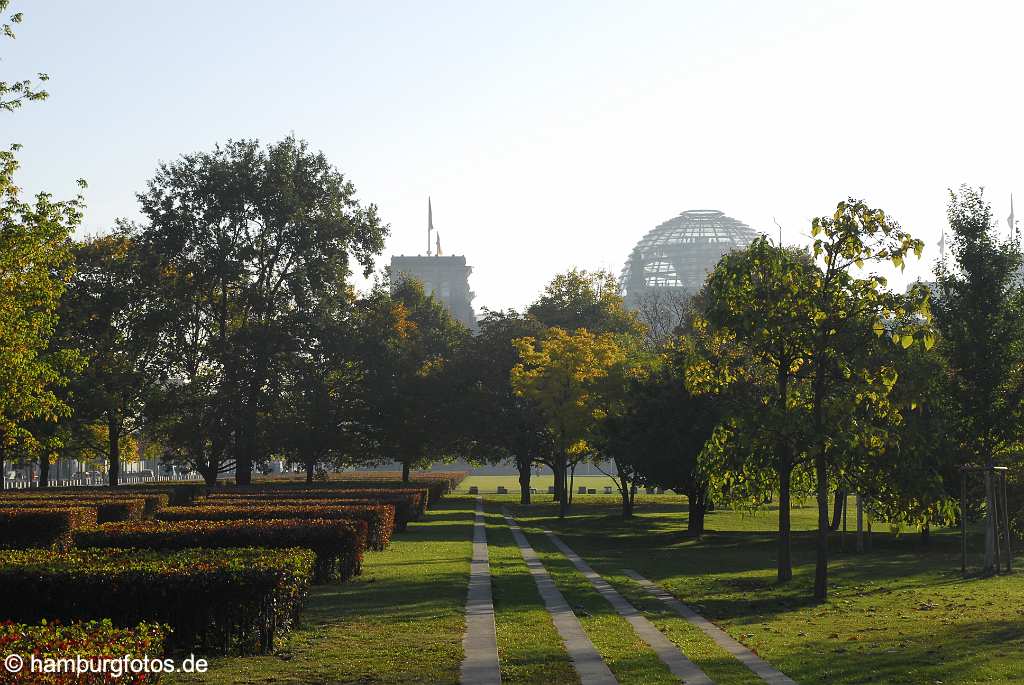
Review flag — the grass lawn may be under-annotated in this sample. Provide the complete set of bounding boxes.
[165,496,475,685]
[165,491,1022,684]
[458,473,620,494]
[508,498,1024,685]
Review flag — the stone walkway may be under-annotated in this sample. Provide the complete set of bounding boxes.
[502,509,618,685]
[545,531,714,685]
[460,498,501,685]
[622,569,797,685]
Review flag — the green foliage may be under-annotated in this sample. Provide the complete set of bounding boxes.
[0,620,168,685]
[0,507,96,550]
[0,0,49,114]
[76,518,368,583]
[0,497,145,523]
[0,547,314,655]
[527,268,643,335]
[138,135,387,484]
[932,186,1024,469]
[156,503,395,549]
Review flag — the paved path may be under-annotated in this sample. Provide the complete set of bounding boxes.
[544,531,714,685]
[460,498,501,685]
[622,569,797,685]
[502,509,618,685]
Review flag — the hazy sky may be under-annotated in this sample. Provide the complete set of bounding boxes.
[5,1,1022,312]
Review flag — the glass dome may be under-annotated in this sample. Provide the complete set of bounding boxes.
[621,209,760,305]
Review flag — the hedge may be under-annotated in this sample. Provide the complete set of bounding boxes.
[0,508,97,550]
[0,548,313,655]
[262,471,466,501]
[76,518,367,583]
[0,620,167,685]
[156,503,394,547]
[0,493,167,518]
[0,498,147,523]
[206,487,427,522]
[202,494,415,532]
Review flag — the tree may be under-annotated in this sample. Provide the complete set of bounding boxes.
[694,237,820,581]
[58,230,168,485]
[511,327,627,517]
[0,1,49,113]
[0,0,81,490]
[137,136,387,484]
[603,340,719,528]
[456,308,552,503]
[357,277,469,481]
[528,268,643,336]
[932,186,1024,571]
[805,199,930,600]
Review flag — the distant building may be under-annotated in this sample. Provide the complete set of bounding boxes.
[390,254,477,329]
[389,198,477,330]
[620,209,760,308]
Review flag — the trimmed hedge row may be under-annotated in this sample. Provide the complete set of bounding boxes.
[203,494,414,532]
[0,620,167,685]
[156,503,395,548]
[0,498,147,523]
[76,518,367,583]
[0,493,166,518]
[0,508,98,550]
[207,487,427,522]
[0,548,313,655]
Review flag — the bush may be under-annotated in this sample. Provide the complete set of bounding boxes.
[206,487,426,523]
[0,548,314,655]
[0,620,167,685]
[0,508,98,550]
[156,503,394,548]
[76,518,367,583]
[0,493,166,518]
[0,498,147,523]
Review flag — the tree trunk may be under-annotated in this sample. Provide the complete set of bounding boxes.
[856,493,864,552]
[0,450,5,491]
[777,459,793,582]
[616,461,633,518]
[830,489,846,531]
[920,522,930,545]
[39,454,50,489]
[402,462,411,483]
[305,458,315,483]
[984,469,996,573]
[558,457,569,519]
[552,465,563,502]
[108,414,121,487]
[687,484,707,535]
[517,459,532,504]
[814,448,829,601]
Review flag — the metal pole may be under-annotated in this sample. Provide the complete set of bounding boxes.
[991,470,1001,574]
[1002,472,1012,573]
[961,471,967,576]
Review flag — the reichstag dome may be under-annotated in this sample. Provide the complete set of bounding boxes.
[621,209,760,307]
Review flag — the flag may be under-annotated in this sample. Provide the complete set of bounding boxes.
[436,232,442,256]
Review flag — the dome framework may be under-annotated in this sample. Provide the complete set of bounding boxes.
[621,209,760,306]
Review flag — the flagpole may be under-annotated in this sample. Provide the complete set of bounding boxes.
[427,197,433,256]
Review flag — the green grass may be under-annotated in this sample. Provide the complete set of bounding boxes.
[484,502,578,685]
[458,473,629,493]
[508,498,1024,685]
[166,496,475,685]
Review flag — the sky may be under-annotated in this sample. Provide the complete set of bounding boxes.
[5,0,1023,313]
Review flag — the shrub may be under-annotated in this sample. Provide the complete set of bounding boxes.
[0,498,146,523]
[156,503,394,548]
[0,620,167,685]
[0,493,166,518]
[206,487,426,523]
[0,508,98,550]
[0,548,314,655]
[76,518,367,583]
